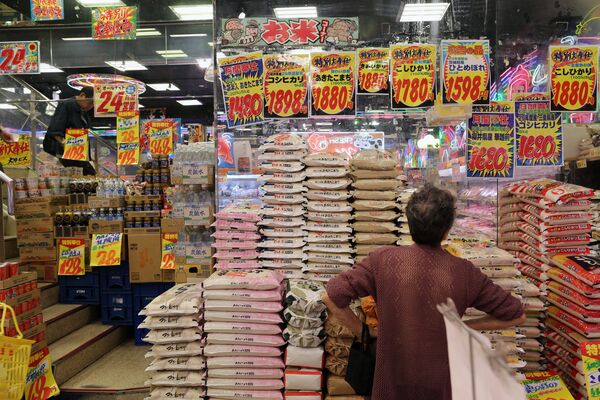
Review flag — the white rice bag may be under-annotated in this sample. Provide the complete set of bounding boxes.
[206,333,285,347]
[261,183,307,194]
[263,193,307,205]
[285,345,324,369]
[139,284,203,316]
[284,369,323,391]
[204,300,283,313]
[203,289,282,302]
[203,344,283,357]
[305,190,352,201]
[260,248,306,260]
[261,161,305,173]
[203,270,284,290]
[261,259,306,269]
[208,368,283,380]
[146,387,205,400]
[258,149,307,161]
[303,222,353,233]
[146,356,206,372]
[258,216,306,227]
[260,172,306,184]
[139,314,200,330]
[204,322,282,335]
[207,389,283,400]
[307,201,352,213]
[304,178,352,190]
[204,311,283,325]
[261,227,306,238]
[306,252,354,265]
[307,211,353,222]
[305,167,349,178]
[259,238,306,249]
[304,232,353,243]
[143,327,203,344]
[146,371,206,387]
[304,243,355,254]
[146,342,204,358]
[207,356,284,369]
[260,205,306,217]
[260,133,307,151]
[303,153,349,167]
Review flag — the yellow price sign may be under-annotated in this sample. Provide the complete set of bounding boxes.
[117,142,140,165]
[116,111,139,143]
[57,238,85,276]
[263,53,309,118]
[90,233,122,266]
[94,83,138,117]
[391,44,436,108]
[63,128,88,161]
[520,370,574,400]
[310,51,356,116]
[0,134,31,167]
[161,233,178,270]
[581,342,600,399]
[441,40,490,105]
[549,46,598,112]
[358,47,389,95]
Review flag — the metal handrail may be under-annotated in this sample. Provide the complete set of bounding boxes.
[0,171,14,215]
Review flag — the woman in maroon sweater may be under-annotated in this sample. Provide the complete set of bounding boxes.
[324,185,525,400]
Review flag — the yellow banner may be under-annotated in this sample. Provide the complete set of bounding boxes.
[116,111,139,143]
[549,46,598,112]
[441,40,491,105]
[263,54,309,118]
[117,142,140,166]
[391,44,436,108]
[62,128,88,161]
[0,135,30,167]
[310,52,356,116]
[581,342,600,399]
[520,371,574,400]
[148,121,175,156]
[25,347,60,400]
[161,233,177,270]
[94,83,138,117]
[90,233,122,266]
[358,48,389,95]
[57,238,85,276]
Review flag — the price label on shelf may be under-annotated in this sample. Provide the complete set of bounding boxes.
[263,53,309,119]
[441,40,490,105]
[390,44,436,109]
[62,128,89,161]
[467,112,515,178]
[94,83,138,117]
[310,52,356,116]
[161,233,177,270]
[358,48,389,95]
[549,46,598,112]
[90,233,122,266]
[515,101,563,167]
[117,142,140,165]
[58,238,85,276]
[0,41,40,75]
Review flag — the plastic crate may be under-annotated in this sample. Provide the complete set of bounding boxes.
[134,314,150,346]
[102,291,133,308]
[58,271,100,288]
[101,305,133,325]
[59,286,100,304]
[132,282,174,314]
[100,264,131,290]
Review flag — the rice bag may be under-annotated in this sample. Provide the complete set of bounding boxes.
[303,152,349,167]
[353,179,400,191]
[139,314,200,330]
[286,279,326,314]
[260,248,306,260]
[213,240,260,250]
[204,311,283,325]
[350,150,397,170]
[207,389,284,400]
[327,374,357,396]
[352,200,398,211]
[203,344,283,357]
[284,369,323,391]
[144,327,203,344]
[284,393,323,400]
[307,211,353,222]
[204,299,283,313]
[260,205,306,217]
[277,269,305,280]
[263,193,307,205]
[304,243,355,254]
[259,238,306,248]
[303,272,342,282]
[146,356,206,371]
[307,201,353,213]
[517,221,592,237]
[214,250,260,260]
[283,325,326,347]
[521,204,592,225]
[547,306,600,337]
[261,227,305,238]
[259,216,306,227]
[203,289,282,302]
[306,190,352,201]
[146,341,204,358]
[304,232,353,243]
[304,178,352,190]
[207,356,285,370]
[258,149,307,161]
[351,169,399,180]
[261,161,305,173]
[284,345,324,369]
[139,284,203,316]
[353,221,398,233]
[303,221,353,233]
[304,263,352,274]
[354,233,398,245]
[353,211,399,221]
[551,255,600,287]
[355,245,381,256]
[206,333,285,347]
[306,252,354,265]
[353,190,398,201]
[204,322,282,335]
[146,371,206,387]
[203,270,284,290]
[521,197,592,212]
[507,179,594,204]
[212,219,260,231]
[547,293,600,323]
[147,387,205,400]
[261,183,307,194]
[479,266,519,279]
[325,355,348,376]
[208,368,284,379]
[284,307,327,329]
[261,259,306,270]
[325,336,353,358]
[305,167,349,178]
[547,281,600,310]
[214,260,262,270]
[260,133,307,151]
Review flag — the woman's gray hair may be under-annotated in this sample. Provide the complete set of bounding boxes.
[405,184,456,246]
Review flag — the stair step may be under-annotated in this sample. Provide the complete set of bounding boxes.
[40,282,59,308]
[43,304,99,345]
[50,322,129,385]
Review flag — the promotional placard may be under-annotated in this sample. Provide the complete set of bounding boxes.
[441,40,490,105]
[90,233,122,266]
[581,342,600,399]
[310,51,356,116]
[24,347,60,400]
[161,233,177,270]
[117,142,140,165]
[358,47,389,95]
[57,238,85,276]
[92,6,137,40]
[116,111,139,143]
[549,46,598,112]
[62,128,88,161]
[391,44,436,108]
[467,113,515,178]
[0,135,31,168]
[520,371,574,400]
[0,41,40,75]
[146,120,176,155]
[472,101,515,113]
[263,53,309,119]
[30,0,64,21]
[219,52,265,127]
[94,83,138,117]
[515,101,563,166]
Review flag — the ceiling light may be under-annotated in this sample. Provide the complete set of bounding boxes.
[62,36,93,41]
[23,88,31,94]
[399,3,450,22]
[177,99,203,106]
[169,4,213,21]
[238,11,246,19]
[0,104,17,110]
[92,126,111,129]
[76,0,125,7]
[156,49,188,58]
[105,60,147,71]
[169,33,208,38]
[208,42,214,47]
[138,104,145,108]
[148,83,180,91]
[137,28,162,37]
[274,6,317,18]
[1,87,16,93]
[40,63,64,73]
[196,58,211,68]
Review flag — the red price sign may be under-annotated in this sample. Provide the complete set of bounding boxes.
[264,54,309,118]
[549,46,598,112]
[310,52,356,116]
[94,83,138,117]
[0,41,40,75]
[441,40,490,105]
[116,111,139,143]
[117,142,139,165]
[391,44,436,109]
[515,101,563,167]
[467,113,515,178]
[58,238,85,276]
[63,128,88,161]
[227,93,263,123]
[149,134,173,156]
[31,0,64,21]
[161,233,177,270]
[91,233,122,267]
[358,48,389,95]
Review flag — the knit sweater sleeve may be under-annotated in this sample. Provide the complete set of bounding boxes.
[326,251,378,308]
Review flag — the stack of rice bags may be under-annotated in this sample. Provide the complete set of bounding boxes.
[140,284,205,400]
[203,269,286,400]
[350,150,401,263]
[396,188,415,246]
[258,133,308,280]
[283,280,327,398]
[303,152,354,282]
[212,201,262,271]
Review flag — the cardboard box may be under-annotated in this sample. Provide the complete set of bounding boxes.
[162,269,175,282]
[16,217,54,235]
[129,233,162,283]
[20,247,56,263]
[0,271,37,290]
[23,322,46,341]
[23,262,57,283]
[55,225,89,238]
[125,227,161,235]
[175,264,212,283]
[31,339,47,355]
[4,288,41,308]
[4,306,42,327]
[88,220,124,234]
[87,196,125,209]
[161,218,185,234]
[17,232,54,248]
[124,210,161,219]
[15,196,67,218]
[181,164,215,185]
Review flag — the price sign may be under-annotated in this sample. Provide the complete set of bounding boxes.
[310,52,356,116]
[94,83,138,117]
[390,44,436,108]
[581,342,600,399]
[358,48,389,95]
[90,233,122,266]
[161,233,178,270]
[57,238,85,276]
[92,6,137,40]
[116,111,139,143]
[549,46,598,112]
[472,101,515,113]
[219,52,265,128]
[0,41,40,75]
[263,54,309,119]
[441,40,490,105]
[467,113,515,178]
[117,142,139,165]
[63,128,88,161]
[25,347,60,400]
[147,121,175,156]
[516,101,563,166]
[520,371,574,400]
[0,135,31,168]
[31,0,64,21]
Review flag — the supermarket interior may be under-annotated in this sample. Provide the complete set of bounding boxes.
[0,0,599,399]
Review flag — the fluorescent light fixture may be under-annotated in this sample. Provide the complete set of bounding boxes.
[137,28,162,37]
[40,63,64,73]
[148,83,180,91]
[177,99,203,106]
[169,4,213,21]
[92,126,111,129]
[105,60,147,71]
[0,104,17,110]
[23,88,31,94]
[62,37,93,41]
[1,87,16,93]
[238,11,246,19]
[76,0,124,7]
[169,33,208,37]
[399,2,450,22]
[156,49,188,58]
[274,6,317,18]
[196,58,211,68]
[315,122,332,126]
[138,104,145,108]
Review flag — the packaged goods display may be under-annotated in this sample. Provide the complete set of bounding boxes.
[212,202,260,271]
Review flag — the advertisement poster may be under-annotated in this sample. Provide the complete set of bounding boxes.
[62,128,89,161]
[581,342,600,399]
[219,52,265,127]
[57,238,85,276]
[117,142,140,165]
[0,41,40,75]
[306,132,384,158]
[467,113,515,178]
[515,101,563,166]
[145,120,177,155]
[116,111,139,143]
[263,53,309,118]
[30,0,64,21]
[310,52,356,116]
[441,40,490,105]
[161,233,177,270]
[549,46,598,112]
[520,371,574,400]
[187,124,207,143]
[220,17,358,47]
[358,47,389,95]
[92,6,137,40]
[390,44,436,108]
[25,347,60,400]
[94,83,138,117]
[90,233,122,266]
[0,135,31,167]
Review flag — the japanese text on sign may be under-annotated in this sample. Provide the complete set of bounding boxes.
[58,238,85,276]
[310,52,356,116]
[92,6,137,40]
[117,142,139,165]
[467,113,515,178]
[161,233,177,270]
[358,48,389,95]
[515,101,563,167]
[94,84,138,117]
[581,342,600,399]
[307,132,384,159]
[147,121,175,156]
[264,54,309,118]
[0,135,30,168]
[391,44,436,108]
[441,40,490,105]
[63,129,88,161]
[520,371,574,400]
[549,46,598,112]
[25,347,60,400]
[117,111,139,143]
[91,233,122,266]
[0,41,40,75]
[30,0,64,21]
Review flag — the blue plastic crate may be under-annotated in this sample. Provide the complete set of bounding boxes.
[134,314,149,346]
[132,282,173,297]
[60,286,100,304]
[100,264,131,290]
[58,271,100,288]
[102,291,133,308]
[101,305,133,325]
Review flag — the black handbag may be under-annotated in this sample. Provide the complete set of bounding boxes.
[345,323,376,395]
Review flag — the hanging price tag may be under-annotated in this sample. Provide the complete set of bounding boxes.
[391,44,436,108]
[31,0,64,21]
[310,52,356,116]
[0,135,31,168]
[549,46,598,112]
[25,347,60,400]
[264,53,309,118]
[90,233,122,266]
[161,233,178,270]
[581,342,600,399]
[0,41,40,75]
[467,113,515,178]
[94,83,138,117]
[117,111,139,143]
[515,101,563,166]
[117,142,140,165]
[58,238,85,276]
[63,128,88,161]
[92,6,137,40]
[148,125,174,156]
[441,40,490,105]
[358,48,389,95]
